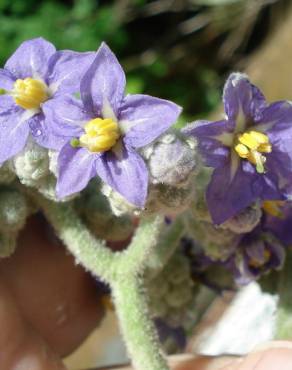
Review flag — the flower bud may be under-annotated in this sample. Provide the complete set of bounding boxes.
[78,182,134,241]
[101,183,139,216]
[143,132,198,186]
[0,189,29,232]
[14,139,49,187]
[222,202,262,234]
[146,176,196,216]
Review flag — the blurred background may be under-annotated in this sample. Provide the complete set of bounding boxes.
[0,0,290,125]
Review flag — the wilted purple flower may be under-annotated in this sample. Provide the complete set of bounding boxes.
[183,73,292,224]
[0,37,94,163]
[263,201,292,246]
[229,227,285,285]
[43,43,181,206]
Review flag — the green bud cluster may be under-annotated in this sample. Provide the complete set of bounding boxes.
[147,251,199,329]
[78,181,134,241]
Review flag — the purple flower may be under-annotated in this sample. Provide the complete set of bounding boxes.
[229,227,285,285]
[0,37,94,163]
[183,73,292,224]
[43,43,181,206]
[263,201,292,246]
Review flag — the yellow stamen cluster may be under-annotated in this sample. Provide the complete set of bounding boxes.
[79,118,120,153]
[249,249,271,269]
[12,78,48,110]
[234,130,272,173]
[262,200,285,218]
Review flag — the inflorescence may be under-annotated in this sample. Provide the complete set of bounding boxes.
[1,38,292,367]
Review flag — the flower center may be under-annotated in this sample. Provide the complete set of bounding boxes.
[234,131,272,173]
[78,118,120,153]
[12,78,49,110]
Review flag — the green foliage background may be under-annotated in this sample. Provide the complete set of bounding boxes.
[0,0,288,123]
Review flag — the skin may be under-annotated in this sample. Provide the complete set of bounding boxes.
[0,215,292,370]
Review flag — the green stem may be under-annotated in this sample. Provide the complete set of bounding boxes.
[116,215,165,275]
[34,195,115,281]
[145,217,185,275]
[276,250,292,340]
[112,276,169,370]
[32,193,170,370]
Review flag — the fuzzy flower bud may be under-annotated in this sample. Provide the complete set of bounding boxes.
[0,189,29,232]
[14,139,49,187]
[185,213,238,261]
[78,182,134,241]
[101,183,139,216]
[146,176,196,216]
[142,132,198,186]
[221,202,262,234]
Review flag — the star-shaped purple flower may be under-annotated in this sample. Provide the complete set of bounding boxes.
[183,73,292,225]
[0,37,94,163]
[43,43,181,207]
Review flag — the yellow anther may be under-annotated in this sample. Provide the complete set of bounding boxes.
[80,118,120,153]
[234,143,249,158]
[249,131,269,144]
[12,78,48,110]
[262,200,285,218]
[234,131,271,173]
[238,132,259,150]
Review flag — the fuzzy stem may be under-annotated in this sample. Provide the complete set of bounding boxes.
[34,195,115,281]
[276,250,292,340]
[32,193,170,370]
[116,215,165,275]
[112,276,169,370]
[145,217,185,275]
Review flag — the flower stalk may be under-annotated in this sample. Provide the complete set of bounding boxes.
[32,192,170,370]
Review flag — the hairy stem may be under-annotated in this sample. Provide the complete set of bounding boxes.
[145,217,185,275]
[112,276,169,370]
[116,214,165,275]
[34,195,115,282]
[32,193,170,370]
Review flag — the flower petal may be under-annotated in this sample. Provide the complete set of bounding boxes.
[5,38,56,79]
[80,43,126,117]
[256,101,292,131]
[41,96,91,150]
[182,120,232,168]
[207,161,261,225]
[56,144,96,198]
[95,143,148,207]
[120,94,181,148]
[0,107,30,163]
[0,69,16,109]
[0,68,15,90]
[264,204,292,246]
[223,73,266,128]
[47,50,95,95]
